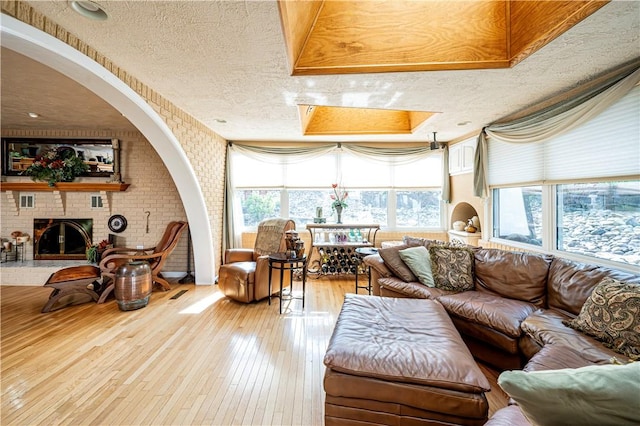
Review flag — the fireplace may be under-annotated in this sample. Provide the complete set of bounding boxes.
[34,219,93,260]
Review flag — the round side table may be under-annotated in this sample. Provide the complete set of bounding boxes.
[267,253,307,314]
[354,247,378,295]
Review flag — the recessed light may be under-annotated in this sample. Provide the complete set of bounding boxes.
[457,121,471,126]
[70,1,108,20]
[214,119,227,124]
[28,112,39,118]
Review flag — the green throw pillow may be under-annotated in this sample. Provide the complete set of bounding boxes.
[565,277,640,360]
[498,362,640,426]
[398,246,434,287]
[428,246,474,292]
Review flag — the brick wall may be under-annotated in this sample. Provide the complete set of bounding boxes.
[1,129,190,272]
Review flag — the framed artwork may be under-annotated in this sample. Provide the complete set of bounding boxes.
[2,138,116,178]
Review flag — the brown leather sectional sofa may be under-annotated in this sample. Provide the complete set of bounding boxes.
[362,241,640,425]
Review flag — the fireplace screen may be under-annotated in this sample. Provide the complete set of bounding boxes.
[34,219,93,260]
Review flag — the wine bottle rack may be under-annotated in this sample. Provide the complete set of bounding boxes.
[315,246,361,275]
[305,223,379,276]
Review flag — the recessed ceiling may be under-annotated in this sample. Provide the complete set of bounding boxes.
[299,105,435,135]
[279,0,607,75]
[1,1,638,143]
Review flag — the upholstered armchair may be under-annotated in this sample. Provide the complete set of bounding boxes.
[218,218,295,303]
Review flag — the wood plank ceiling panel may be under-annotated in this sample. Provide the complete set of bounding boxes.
[295,0,509,74]
[298,105,435,136]
[280,0,609,75]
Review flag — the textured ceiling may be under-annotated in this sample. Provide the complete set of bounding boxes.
[1,48,137,132]
[1,0,639,144]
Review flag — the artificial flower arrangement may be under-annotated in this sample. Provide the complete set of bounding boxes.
[330,183,348,210]
[23,148,89,187]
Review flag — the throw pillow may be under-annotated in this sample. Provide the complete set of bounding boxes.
[398,246,435,287]
[565,277,640,360]
[498,362,640,426]
[402,236,440,248]
[378,244,417,282]
[428,246,474,292]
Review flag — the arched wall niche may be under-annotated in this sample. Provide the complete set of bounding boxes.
[450,202,480,232]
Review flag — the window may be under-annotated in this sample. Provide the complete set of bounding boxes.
[283,189,390,226]
[288,190,331,226]
[236,189,280,227]
[396,190,442,228]
[557,181,640,265]
[341,190,388,225]
[493,187,542,246]
[488,85,639,267]
[231,147,443,231]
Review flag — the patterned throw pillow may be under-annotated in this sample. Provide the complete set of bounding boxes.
[428,246,474,292]
[565,277,640,360]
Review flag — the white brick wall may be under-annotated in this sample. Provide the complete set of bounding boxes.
[1,129,189,276]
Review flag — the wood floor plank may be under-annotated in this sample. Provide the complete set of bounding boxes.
[1,277,508,425]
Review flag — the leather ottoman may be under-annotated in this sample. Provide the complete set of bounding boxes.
[324,295,490,425]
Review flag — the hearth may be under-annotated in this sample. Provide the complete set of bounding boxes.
[34,219,93,260]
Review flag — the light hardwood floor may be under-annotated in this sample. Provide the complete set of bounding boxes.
[1,277,508,425]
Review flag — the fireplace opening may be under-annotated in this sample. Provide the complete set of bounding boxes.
[34,219,93,260]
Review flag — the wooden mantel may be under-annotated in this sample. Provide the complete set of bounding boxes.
[0,182,130,192]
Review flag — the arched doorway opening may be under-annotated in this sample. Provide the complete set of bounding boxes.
[1,14,215,284]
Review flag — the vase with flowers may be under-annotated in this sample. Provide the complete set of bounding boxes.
[330,183,348,224]
[22,147,89,187]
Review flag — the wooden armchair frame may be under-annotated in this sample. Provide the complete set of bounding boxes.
[97,221,188,303]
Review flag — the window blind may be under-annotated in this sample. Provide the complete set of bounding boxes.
[487,140,544,186]
[232,150,442,189]
[231,153,283,187]
[488,85,639,186]
[393,154,442,187]
[340,152,391,187]
[545,85,639,181]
